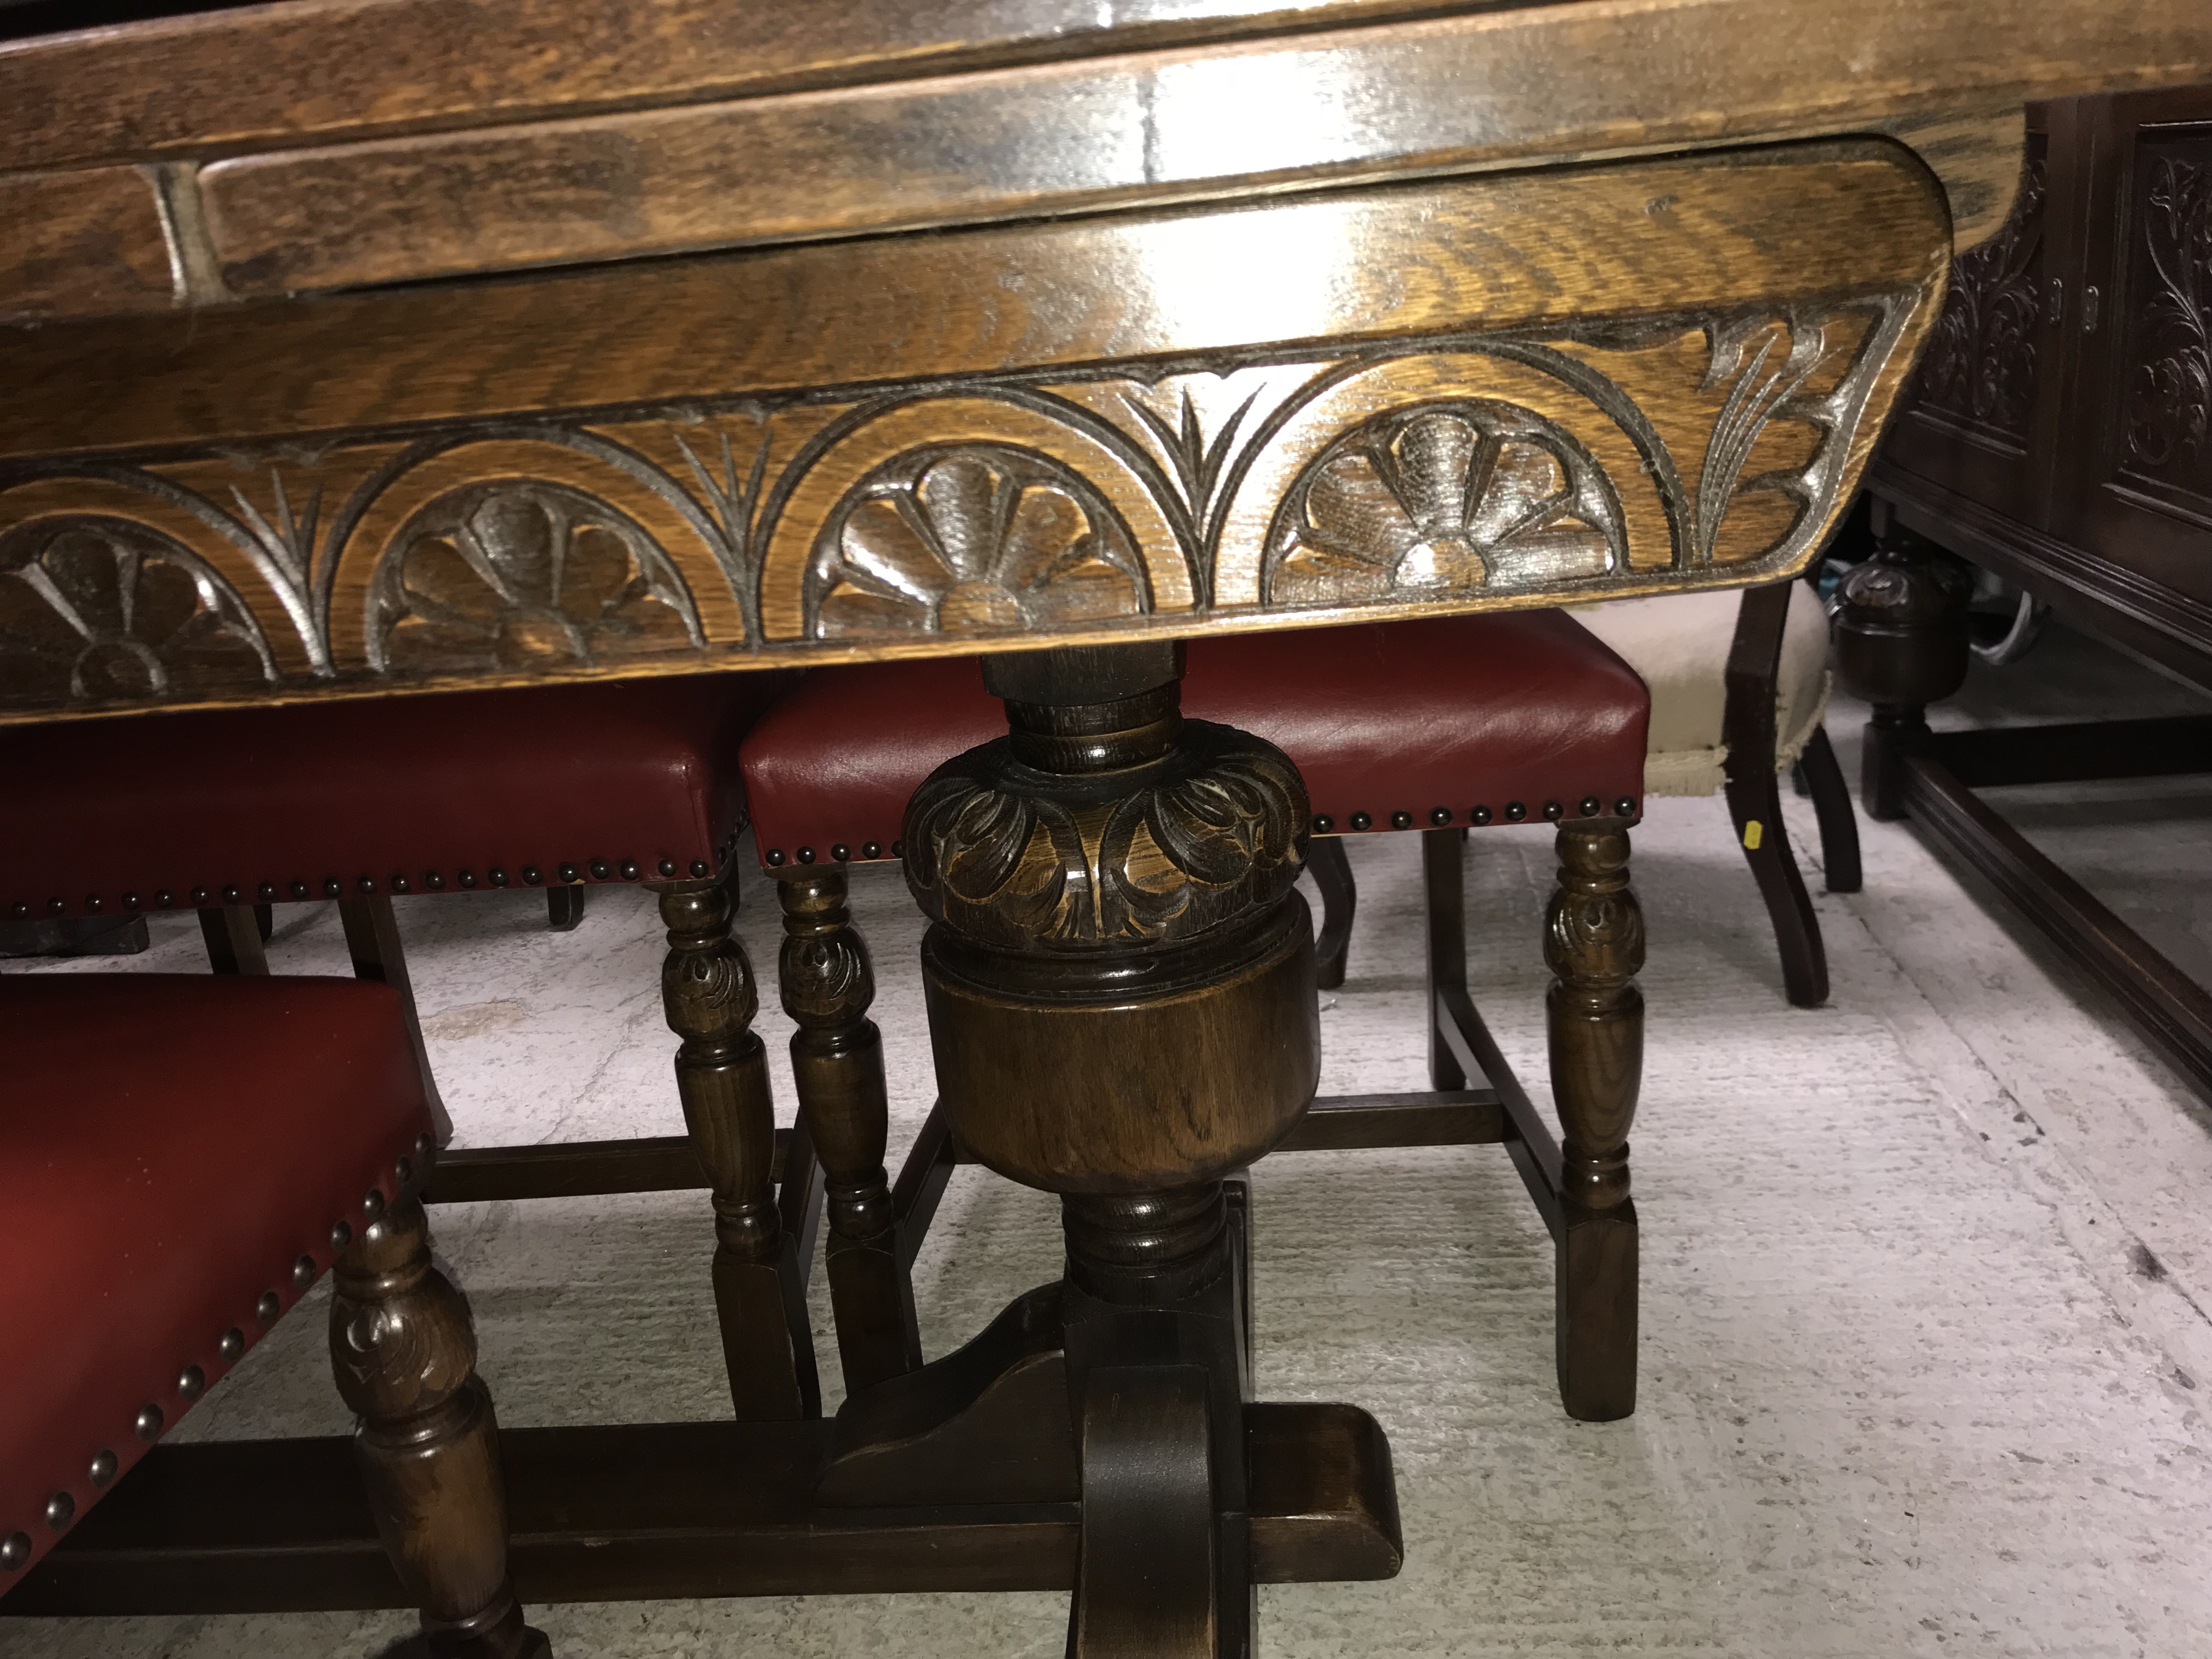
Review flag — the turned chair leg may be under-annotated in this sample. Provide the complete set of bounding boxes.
[545,885,586,932]
[330,1194,550,1659]
[1797,724,1863,893]
[1833,523,1970,822]
[776,868,921,1396]
[1545,822,1644,1422]
[339,894,455,1145]
[1307,835,1357,990]
[650,871,819,1420]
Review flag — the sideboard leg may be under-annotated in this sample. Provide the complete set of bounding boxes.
[777,867,920,1396]
[1544,821,1645,1423]
[651,873,819,1420]
[330,1195,550,1659]
[1834,524,1971,821]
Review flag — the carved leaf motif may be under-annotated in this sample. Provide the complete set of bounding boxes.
[370,481,701,673]
[812,447,1146,638]
[1914,153,2046,439]
[780,933,873,1024]
[0,517,274,708]
[2123,154,2212,487]
[1266,402,1621,605]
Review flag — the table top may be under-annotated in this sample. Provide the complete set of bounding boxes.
[1,1,2206,727]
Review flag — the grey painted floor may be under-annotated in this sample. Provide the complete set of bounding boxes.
[6,628,2211,1658]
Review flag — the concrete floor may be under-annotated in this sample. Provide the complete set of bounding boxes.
[5,628,2211,1658]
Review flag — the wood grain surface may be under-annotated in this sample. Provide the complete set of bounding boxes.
[0,165,176,323]
[0,0,2198,318]
[0,142,1947,726]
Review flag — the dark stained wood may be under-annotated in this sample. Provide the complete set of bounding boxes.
[9,1401,1400,1612]
[1421,828,1470,1092]
[1307,834,1356,990]
[338,893,453,1145]
[776,868,919,1395]
[544,884,586,932]
[1931,714,2212,788]
[1543,822,1644,1421]
[196,903,268,975]
[327,1196,548,1658]
[0,165,174,324]
[1901,746,2212,1099]
[1276,1091,1505,1152]
[1069,1367,1217,1659]
[1720,582,1827,1007]
[1832,524,1974,819]
[890,1102,960,1273]
[648,874,817,1421]
[1797,724,1863,894]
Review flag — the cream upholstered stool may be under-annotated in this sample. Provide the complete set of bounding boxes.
[1570,580,1860,1007]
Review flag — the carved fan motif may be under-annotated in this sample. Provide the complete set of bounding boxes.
[2123,154,2212,488]
[1266,402,1622,604]
[370,482,701,672]
[0,517,273,707]
[811,447,1146,638]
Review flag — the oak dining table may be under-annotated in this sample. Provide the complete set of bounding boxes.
[2,1,2208,1652]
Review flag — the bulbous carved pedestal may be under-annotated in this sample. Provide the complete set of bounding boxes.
[1832,527,1972,820]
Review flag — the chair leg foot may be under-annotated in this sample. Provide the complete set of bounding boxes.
[545,885,586,932]
[331,1196,551,1658]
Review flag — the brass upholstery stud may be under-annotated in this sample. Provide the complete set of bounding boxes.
[133,1405,163,1441]
[289,879,311,899]
[1313,815,1334,833]
[1616,796,1637,817]
[1581,795,1603,817]
[122,892,140,911]
[394,1155,414,1187]
[831,844,850,862]
[44,1492,73,1531]
[257,881,278,902]
[357,876,376,894]
[424,871,446,891]
[84,894,104,913]
[391,874,411,894]
[521,866,542,885]
[558,862,580,883]
[589,859,612,880]
[330,1219,353,1251]
[1472,806,1494,825]
[322,878,343,898]
[890,840,905,859]
[1505,802,1528,821]
[1349,811,1373,831]
[689,859,711,878]
[457,869,477,888]
[88,1451,116,1488]
[257,1290,281,1325]
[861,842,882,859]
[1430,807,1453,826]
[221,884,242,904]
[176,1364,205,1401]
[415,1131,435,1159]
[218,1328,245,1362]
[765,849,786,866]
[658,858,677,877]
[7,900,26,919]
[797,846,816,864]
[363,1187,386,1221]
[293,1254,317,1289]
[1,1532,29,1570]
[1390,810,1414,829]
[619,860,641,881]
[46,896,65,915]
[154,889,174,907]
[1542,800,1565,821]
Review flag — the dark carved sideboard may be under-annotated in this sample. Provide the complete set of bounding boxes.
[1857,86,2212,1098]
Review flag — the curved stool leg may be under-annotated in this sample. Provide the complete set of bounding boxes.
[1545,822,1645,1423]
[545,885,587,932]
[1724,761,1828,1008]
[1797,725,1863,894]
[1307,836,1357,990]
[777,868,921,1395]
[651,872,819,1420]
[331,1195,550,1659]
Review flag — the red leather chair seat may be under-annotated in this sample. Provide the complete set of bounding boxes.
[1,676,787,923]
[739,612,1649,866]
[0,974,435,1587]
